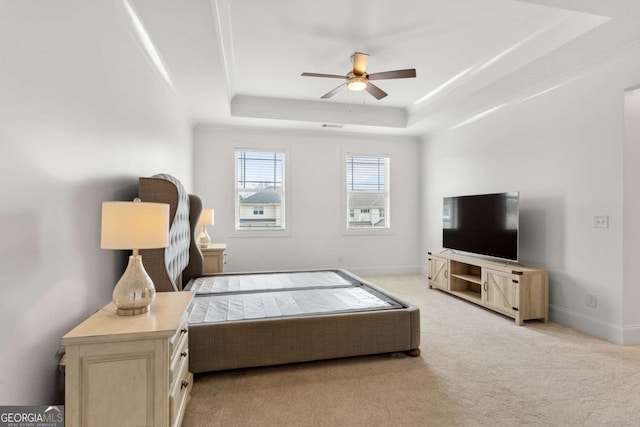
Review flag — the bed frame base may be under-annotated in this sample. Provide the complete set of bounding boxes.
[189,306,421,373]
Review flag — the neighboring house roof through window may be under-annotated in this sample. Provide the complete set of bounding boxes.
[240,192,282,204]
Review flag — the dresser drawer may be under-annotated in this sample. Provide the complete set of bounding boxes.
[170,328,189,386]
[170,313,189,356]
[170,363,192,427]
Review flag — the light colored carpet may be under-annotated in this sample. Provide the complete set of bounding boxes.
[182,275,640,426]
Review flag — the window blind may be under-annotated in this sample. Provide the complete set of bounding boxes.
[346,155,390,229]
[235,151,285,230]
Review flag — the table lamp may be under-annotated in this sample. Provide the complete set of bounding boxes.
[198,208,214,248]
[101,198,169,315]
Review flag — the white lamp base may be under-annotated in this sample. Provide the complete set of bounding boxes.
[112,254,156,316]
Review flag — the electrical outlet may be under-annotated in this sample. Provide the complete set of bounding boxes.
[587,294,597,308]
[594,215,609,228]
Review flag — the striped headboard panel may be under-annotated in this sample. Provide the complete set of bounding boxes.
[183,194,204,284]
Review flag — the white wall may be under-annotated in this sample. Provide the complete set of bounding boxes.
[623,87,640,343]
[194,126,421,276]
[0,1,192,403]
[421,51,640,344]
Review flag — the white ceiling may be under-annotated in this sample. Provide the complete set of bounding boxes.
[132,0,640,135]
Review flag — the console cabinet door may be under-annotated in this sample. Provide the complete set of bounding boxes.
[483,268,519,319]
[428,255,449,290]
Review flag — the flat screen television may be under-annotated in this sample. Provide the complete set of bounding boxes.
[442,192,519,261]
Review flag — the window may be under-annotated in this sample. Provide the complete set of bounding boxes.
[235,150,285,230]
[346,154,390,229]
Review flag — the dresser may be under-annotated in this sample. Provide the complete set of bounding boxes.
[201,243,227,274]
[62,292,194,427]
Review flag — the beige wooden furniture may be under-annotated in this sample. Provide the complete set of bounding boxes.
[201,243,226,274]
[62,292,194,427]
[428,251,548,325]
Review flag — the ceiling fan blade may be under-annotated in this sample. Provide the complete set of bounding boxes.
[365,82,388,100]
[368,69,417,80]
[301,72,346,79]
[321,83,346,99]
[352,52,369,76]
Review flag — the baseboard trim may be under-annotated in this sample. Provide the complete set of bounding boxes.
[621,324,640,345]
[347,265,423,276]
[549,304,634,344]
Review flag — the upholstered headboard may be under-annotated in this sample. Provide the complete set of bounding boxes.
[138,174,202,292]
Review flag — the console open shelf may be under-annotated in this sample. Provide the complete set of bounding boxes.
[450,273,482,284]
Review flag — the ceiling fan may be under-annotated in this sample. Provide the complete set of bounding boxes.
[301,52,416,100]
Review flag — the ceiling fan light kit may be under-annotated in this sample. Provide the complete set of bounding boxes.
[347,75,367,91]
[302,51,416,100]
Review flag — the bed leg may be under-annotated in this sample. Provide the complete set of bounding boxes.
[405,348,421,357]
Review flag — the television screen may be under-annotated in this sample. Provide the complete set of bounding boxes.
[442,192,519,261]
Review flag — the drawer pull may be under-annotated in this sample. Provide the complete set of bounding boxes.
[180,328,188,334]
[181,379,189,389]
[181,351,188,358]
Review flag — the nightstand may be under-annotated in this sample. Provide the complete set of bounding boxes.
[62,292,194,427]
[201,243,227,274]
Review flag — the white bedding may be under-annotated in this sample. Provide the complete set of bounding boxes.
[188,286,395,323]
[188,271,356,294]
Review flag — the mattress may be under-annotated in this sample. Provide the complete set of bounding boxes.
[188,286,402,323]
[186,270,405,324]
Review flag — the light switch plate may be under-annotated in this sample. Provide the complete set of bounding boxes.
[594,215,609,228]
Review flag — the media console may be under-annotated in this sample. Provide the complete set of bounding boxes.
[428,251,548,325]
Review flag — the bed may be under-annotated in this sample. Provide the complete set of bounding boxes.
[138,174,420,373]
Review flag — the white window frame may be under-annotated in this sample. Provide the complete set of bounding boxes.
[343,152,392,235]
[234,149,288,236]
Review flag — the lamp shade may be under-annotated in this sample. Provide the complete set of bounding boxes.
[101,200,170,250]
[198,209,215,227]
